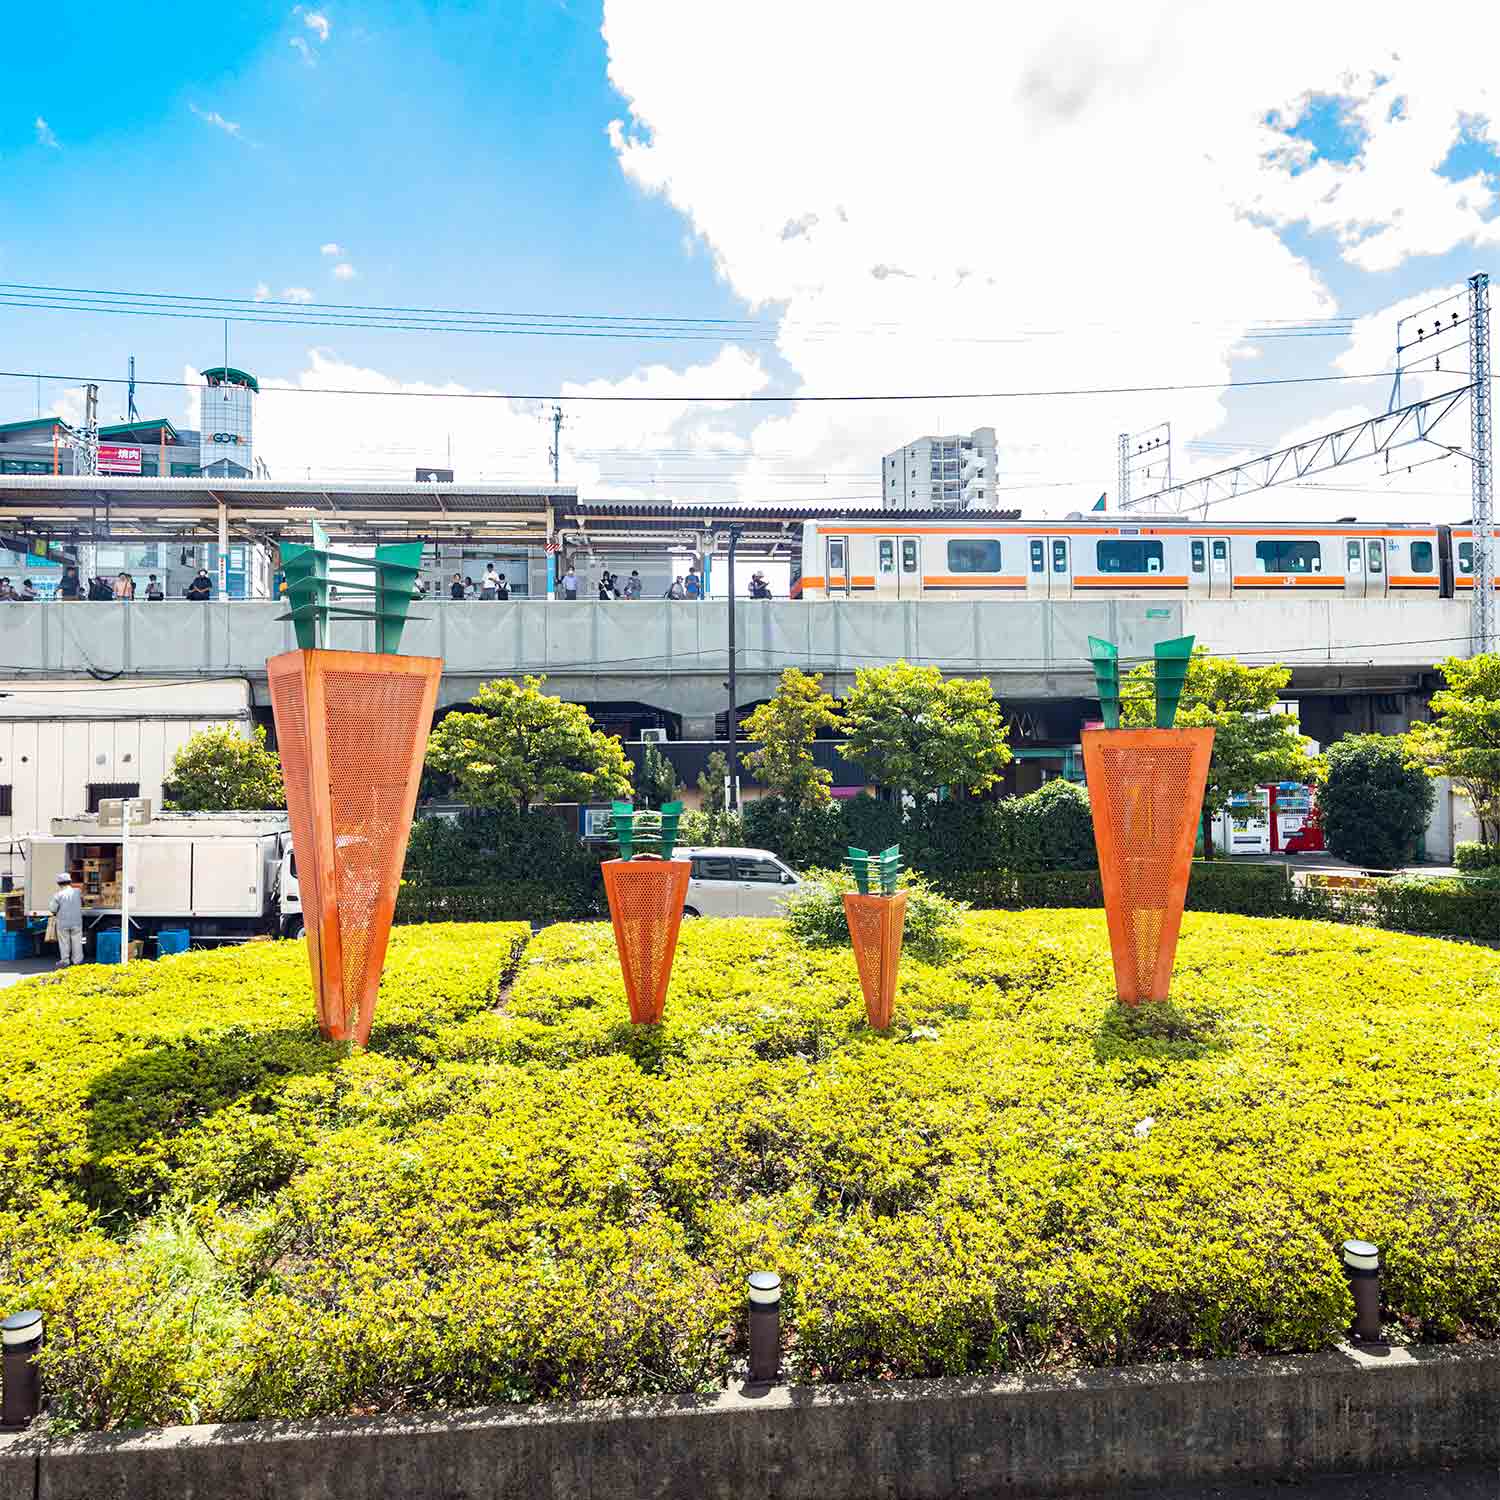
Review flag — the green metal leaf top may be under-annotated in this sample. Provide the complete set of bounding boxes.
[609,800,685,860]
[1153,635,1196,729]
[846,844,902,895]
[278,520,425,654]
[1088,636,1121,729]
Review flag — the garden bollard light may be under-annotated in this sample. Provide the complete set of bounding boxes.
[1,1310,43,1429]
[747,1271,781,1384]
[1341,1240,1383,1344]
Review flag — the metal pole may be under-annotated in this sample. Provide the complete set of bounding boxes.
[1341,1239,1382,1344]
[217,500,229,598]
[1470,272,1494,654]
[1117,432,1130,511]
[1,1310,43,1428]
[120,808,130,966]
[726,526,741,809]
[747,1271,781,1383]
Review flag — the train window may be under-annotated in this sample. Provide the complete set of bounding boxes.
[1367,540,1383,575]
[828,539,846,574]
[1410,541,1433,574]
[948,539,1001,572]
[878,539,895,572]
[1096,540,1164,573]
[902,539,918,572]
[1191,540,1206,573]
[1256,540,1322,574]
[1458,542,1474,573]
[1346,540,1362,573]
[1052,540,1068,573]
[1212,540,1228,567]
[1030,540,1045,573]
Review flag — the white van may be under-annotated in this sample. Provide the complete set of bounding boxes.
[672,846,802,917]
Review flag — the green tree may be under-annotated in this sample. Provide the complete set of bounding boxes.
[1319,733,1434,869]
[742,668,844,811]
[697,749,730,816]
[425,675,632,812]
[637,740,682,809]
[1406,653,1500,844]
[840,661,1011,805]
[162,725,285,811]
[1120,648,1311,857]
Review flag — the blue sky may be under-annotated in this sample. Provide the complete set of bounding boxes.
[3,3,1499,517]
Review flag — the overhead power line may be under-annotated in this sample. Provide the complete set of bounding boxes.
[0,367,1428,405]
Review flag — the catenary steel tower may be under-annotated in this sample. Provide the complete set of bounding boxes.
[1472,272,1495,654]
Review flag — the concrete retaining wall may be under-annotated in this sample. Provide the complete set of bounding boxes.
[2,1341,1496,1500]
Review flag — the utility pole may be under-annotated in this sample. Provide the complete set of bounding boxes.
[127,356,139,423]
[1471,271,1494,655]
[548,405,564,484]
[725,524,743,810]
[1117,432,1130,510]
[78,384,99,476]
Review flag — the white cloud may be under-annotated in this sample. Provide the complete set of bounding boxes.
[598,1,1500,518]
[319,242,344,257]
[189,104,242,137]
[253,282,272,302]
[289,36,316,66]
[332,262,356,281]
[283,286,315,303]
[248,346,768,491]
[34,116,59,149]
[302,10,330,42]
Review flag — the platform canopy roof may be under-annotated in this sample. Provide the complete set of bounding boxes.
[0,475,1021,552]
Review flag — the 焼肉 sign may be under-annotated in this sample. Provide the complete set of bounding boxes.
[97,445,142,474]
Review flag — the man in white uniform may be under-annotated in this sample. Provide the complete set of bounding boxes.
[49,872,86,968]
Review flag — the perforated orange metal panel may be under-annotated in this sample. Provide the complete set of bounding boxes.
[1082,727,1214,1005]
[268,648,442,1045]
[843,890,908,1029]
[601,858,692,1024]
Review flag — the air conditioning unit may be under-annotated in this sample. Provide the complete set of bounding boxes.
[640,728,669,745]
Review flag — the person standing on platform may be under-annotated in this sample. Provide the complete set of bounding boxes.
[684,570,702,601]
[481,564,500,600]
[562,565,579,601]
[450,572,465,600]
[495,573,511,600]
[49,872,85,969]
[623,570,642,600]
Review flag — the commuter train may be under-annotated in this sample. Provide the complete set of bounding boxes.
[790,516,1491,600]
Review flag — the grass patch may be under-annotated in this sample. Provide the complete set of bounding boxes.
[1,911,1497,1431]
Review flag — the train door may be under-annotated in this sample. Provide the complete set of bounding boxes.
[1026,537,1071,597]
[1188,537,1232,598]
[825,535,850,597]
[1343,537,1389,598]
[875,536,898,598]
[899,536,921,599]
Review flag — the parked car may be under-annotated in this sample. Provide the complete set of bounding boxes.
[670,846,802,917]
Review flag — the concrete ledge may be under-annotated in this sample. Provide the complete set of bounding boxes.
[2,1341,1497,1500]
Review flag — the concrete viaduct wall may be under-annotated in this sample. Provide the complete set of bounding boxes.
[0,598,1463,736]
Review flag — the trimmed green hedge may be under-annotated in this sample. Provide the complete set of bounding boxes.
[2,912,1498,1432]
[1455,842,1500,874]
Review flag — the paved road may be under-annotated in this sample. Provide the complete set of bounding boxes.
[1136,1469,1495,1498]
[0,956,52,989]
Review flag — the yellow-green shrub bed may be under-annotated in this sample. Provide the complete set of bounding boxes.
[1,911,1497,1432]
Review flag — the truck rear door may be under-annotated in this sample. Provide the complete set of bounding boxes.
[129,840,193,914]
[190,840,264,916]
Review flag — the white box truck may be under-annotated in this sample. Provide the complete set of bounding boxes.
[24,811,302,947]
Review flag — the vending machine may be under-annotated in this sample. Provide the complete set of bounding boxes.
[1220,788,1272,855]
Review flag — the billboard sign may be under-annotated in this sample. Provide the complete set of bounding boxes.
[97,445,142,474]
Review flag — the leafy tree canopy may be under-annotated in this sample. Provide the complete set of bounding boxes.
[1319,733,1434,869]
[637,740,683,809]
[840,661,1011,804]
[742,668,843,811]
[425,675,632,812]
[1406,653,1500,843]
[163,725,285,811]
[1120,648,1312,853]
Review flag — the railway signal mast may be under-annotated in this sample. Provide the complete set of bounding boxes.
[1470,272,1494,654]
